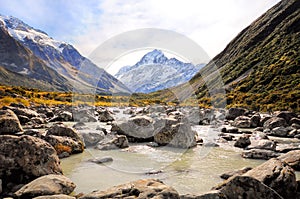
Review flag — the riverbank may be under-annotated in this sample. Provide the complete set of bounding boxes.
[0,104,300,198]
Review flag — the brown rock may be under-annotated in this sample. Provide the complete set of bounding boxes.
[0,135,62,193]
[243,158,297,198]
[33,195,76,199]
[278,150,300,171]
[15,174,76,199]
[79,179,179,199]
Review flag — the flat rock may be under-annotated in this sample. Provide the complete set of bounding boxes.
[89,156,113,164]
[79,179,179,199]
[241,149,280,160]
[33,194,76,199]
[180,190,227,199]
[15,174,75,198]
[220,167,252,180]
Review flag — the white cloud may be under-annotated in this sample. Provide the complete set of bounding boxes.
[71,0,280,63]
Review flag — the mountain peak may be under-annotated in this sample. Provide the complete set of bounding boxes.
[114,49,205,93]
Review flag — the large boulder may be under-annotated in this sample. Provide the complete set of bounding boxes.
[263,117,287,130]
[214,176,283,199]
[225,108,246,120]
[73,109,97,122]
[79,179,180,199]
[269,127,289,137]
[278,150,300,171]
[234,134,251,148]
[8,107,40,118]
[154,118,197,148]
[111,116,155,141]
[250,114,261,127]
[0,135,62,193]
[275,111,297,124]
[220,167,252,180]
[45,124,84,155]
[0,109,23,134]
[243,158,297,198]
[15,174,76,199]
[79,130,105,147]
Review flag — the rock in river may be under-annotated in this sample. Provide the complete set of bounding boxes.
[15,174,76,199]
[278,150,300,171]
[79,179,180,199]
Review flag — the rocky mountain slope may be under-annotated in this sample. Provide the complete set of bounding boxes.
[114,49,205,93]
[157,0,299,112]
[0,15,131,94]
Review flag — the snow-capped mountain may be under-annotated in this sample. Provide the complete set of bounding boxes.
[0,15,131,94]
[114,49,205,93]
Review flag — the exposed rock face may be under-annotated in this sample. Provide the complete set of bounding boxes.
[278,150,300,171]
[243,158,297,198]
[79,179,180,199]
[0,135,62,193]
[234,134,251,148]
[15,174,76,199]
[0,109,23,134]
[241,149,280,160]
[263,117,287,130]
[45,124,84,155]
[215,176,283,199]
[111,116,155,141]
[96,135,129,150]
[154,118,197,148]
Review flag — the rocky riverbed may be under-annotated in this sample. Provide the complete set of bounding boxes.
[0,104,300,198]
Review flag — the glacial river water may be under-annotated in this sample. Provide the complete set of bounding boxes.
[60,109,300,195]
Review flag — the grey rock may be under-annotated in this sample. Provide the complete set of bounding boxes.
[263,117,287,130]
[242,149,280,160]
[98,109,114,122]
[244,158,297,199]
[0,178,2,194]
[225,108,246,120]
[232,116,251,128]
[234,134,251,148]
[0,109,23,134]
[80,130,105,147]
[111,115,154,141]
[275,111,297,123]
[57,111,73,122]
[79,179,180,199]
[221,127,239,134]
[15,174,76,198]
[89,156,113,164]
[154,118,197,148]
[250,114,261,127]
[9,107,39,118]
[290,118,300,126]
[96,135,129,150]
[246,139,276,151]
[276,143,300,153]
[214,176,283,199]
[270,126,289,137]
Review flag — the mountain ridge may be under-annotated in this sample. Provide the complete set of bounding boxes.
[0,15,131,94]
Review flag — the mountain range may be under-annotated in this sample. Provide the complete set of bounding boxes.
[114,49,205,93]
[153,0,299,112]
[0,15,131,94]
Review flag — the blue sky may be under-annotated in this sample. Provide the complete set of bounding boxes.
[0,0,280,60]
